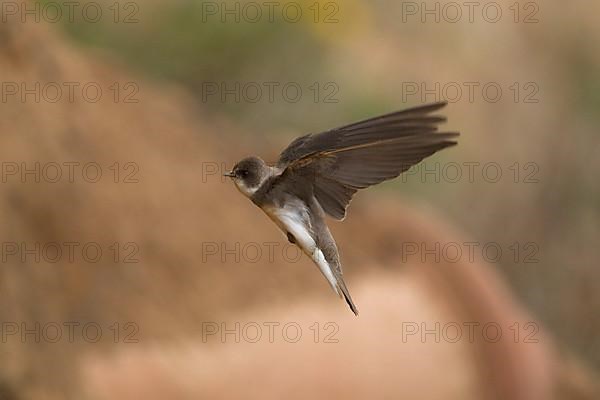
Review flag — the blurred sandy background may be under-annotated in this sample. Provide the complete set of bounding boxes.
[1,0,599,399]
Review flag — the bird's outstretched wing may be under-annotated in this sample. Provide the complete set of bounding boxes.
[276,101,459,220]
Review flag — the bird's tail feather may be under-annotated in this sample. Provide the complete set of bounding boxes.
[311,248,359,316]
[336,278,359,316]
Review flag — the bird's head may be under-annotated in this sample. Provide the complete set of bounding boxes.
[224,156,270,198]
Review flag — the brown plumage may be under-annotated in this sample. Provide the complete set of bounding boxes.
[225,101,459,315]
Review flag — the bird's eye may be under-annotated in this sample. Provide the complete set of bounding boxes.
[238,169,249,177]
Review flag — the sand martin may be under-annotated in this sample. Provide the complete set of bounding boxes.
[224,101,459,315]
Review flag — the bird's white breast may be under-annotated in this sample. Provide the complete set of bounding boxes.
[264,202,316,253]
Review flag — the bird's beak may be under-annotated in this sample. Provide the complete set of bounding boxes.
[223,171,235,177]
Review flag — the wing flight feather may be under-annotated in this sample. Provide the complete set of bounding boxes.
[276,101,458,220]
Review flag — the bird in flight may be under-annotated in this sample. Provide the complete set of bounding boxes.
[224,101,458,315]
